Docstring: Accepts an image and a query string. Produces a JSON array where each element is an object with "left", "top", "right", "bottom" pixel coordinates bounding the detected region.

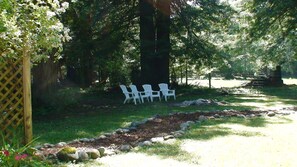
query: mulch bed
[{"left": 38, "top": 109, "right": 272, "bottom": 157}]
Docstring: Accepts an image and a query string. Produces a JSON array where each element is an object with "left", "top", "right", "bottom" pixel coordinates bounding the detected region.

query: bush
[{"left": 0, "top": 134, "right": 51, "bottom": 167}]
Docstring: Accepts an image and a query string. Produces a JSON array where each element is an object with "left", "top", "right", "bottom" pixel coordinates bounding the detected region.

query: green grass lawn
[{"left": 32, "top": 84, "right": 297, "bottom": 145}]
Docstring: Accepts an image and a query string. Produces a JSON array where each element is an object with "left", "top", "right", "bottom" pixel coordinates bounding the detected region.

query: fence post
[{"left": 23, "top": 55, "right": 33, "bottom": 144}]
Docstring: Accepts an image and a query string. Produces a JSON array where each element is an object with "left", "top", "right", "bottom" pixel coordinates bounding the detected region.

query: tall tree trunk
[
  {"left": 139, "top": 0, "right": 155, "bottom": 86},
  {"left": 139, "top": 0, "right": 171, "bottom": 88},
  {"left": 156, "top": 0, "right": 170, "bottom": 85}
]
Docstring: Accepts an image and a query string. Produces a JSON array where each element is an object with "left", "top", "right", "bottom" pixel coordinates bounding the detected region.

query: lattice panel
[{"left": 0, "top": 58, "right": 24, "bottom": 142}]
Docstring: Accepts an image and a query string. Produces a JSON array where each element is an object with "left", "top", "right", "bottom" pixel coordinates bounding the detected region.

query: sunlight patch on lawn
[
  {"left": 181, "top": 115, "right": 297, "bottom": 167},
  {"left": 236, "top": 96, "right": 270, "bottom": 101},
  {"left": 99, "top": 152, "right": 199, "bottom": 167}
]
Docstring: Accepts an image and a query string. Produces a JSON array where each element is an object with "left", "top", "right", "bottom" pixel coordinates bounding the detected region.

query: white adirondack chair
[
  {"left": 158, "top": 83, "right": 176, "bottom": 101},
  {"left": 142, "top": 84, "right": 161, "bottom": 102},
  {"left": 119, "top": 85, "right": 140, "bottom": 105},
  {"left": 130, "top": 84, "right": 150, "bottom": 103}
]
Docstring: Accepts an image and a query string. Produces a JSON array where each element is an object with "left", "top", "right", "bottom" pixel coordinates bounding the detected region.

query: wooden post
[{"left": 23, "top": 55, "right": 33, "bottom": 144}]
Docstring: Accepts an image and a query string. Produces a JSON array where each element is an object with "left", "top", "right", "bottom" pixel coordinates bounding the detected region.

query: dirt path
[{"left": 66, "top": 113, "right": 296, "bottom": 167}]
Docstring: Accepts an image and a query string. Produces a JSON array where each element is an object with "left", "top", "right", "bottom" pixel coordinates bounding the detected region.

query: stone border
[{"left": 35, "top": 108, "right": 296, "bottom": 163}]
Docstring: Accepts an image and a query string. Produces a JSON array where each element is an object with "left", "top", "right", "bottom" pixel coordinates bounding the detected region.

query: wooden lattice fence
[{"left": 0, "top": 56, "right": 32, "bottom": 144}]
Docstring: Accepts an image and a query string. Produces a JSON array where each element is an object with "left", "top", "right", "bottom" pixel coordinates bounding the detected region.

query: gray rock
[
  {"left": 237, "top": 114, "right": 246, "bottom": 118},
  {"left": 171, "top": 130, "right": 185, "bottom": 137},
  {"left": 147, "top": 117, "right": 154, "bottom": 121},
  {"left": 43, "top": 143, "right": 55, "bottom": 148},
  {"left": 128, "top": 127, "right": 137, "bottom": 132},
  {"left": 267, "top": 111, "right": 276, "bottom": 117},
  {"left": 138, "top": 140, "right": 153, "bottom": 147},
  {"left": 104, "top": 133, "right": 114, "bottom": 137},
  {"left": 119, "top": 144, "right": 132, "bottom": 152},
  {"left": 116, "top": 128, "right": 124, "bottom": 134},
  {"left": 79, "top": 138, "right": 90, "bottom": 142},
  {"left": 187, "top": 121, "right": 195, "bottom": 125},
  {"left": 78, "top": 151, "right": 89, "bottom": 161},
  {"left": 214, "top": 114, "right": 220, "bottom": 118},
  {"left": 85, "top": 148, "right": 100, "bottom": 159},
  {"left": 56, "top": 142, "right": 67, "bottom": 147},
  {"left": 34, "top": 145, "right": 43, "bottom": 150},
  {"left": 180, "top": 122, "right": 189, "bottom": 130},
  {"left": 98, "top": 135, "right": 107, "bottom": 139},
  {"left": 164, "top": 135, "right": 174, "bottom": 140},
  {"left": 198, "top": 115, "right": 207, "bottom": 121},
  {"left": 151, "top": 137, "right": 164, "bottom": 143},
  {"left": 104, "top": 149, "right": 116, "bottom": 156},
  {"left": 249, "top": 114, "right": 256, "bottom": 117}
]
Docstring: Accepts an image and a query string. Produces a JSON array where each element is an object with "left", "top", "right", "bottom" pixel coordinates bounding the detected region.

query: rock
[
  {"left": 164, "top": 135, "right": 174, "bottom": 140},
  {"left": 171, "top": 130, "right": 184, "bottom": 137},
  {"left": 249, "top": 114, "right": 256, "bottom": 117},
  {"left": 56, "top": 142, "right": 67, "bottom": 147},
  {"left": 214, "top": 114, "right": 220, "bottom": 118},
  {"left": 151, "top": 137, "right": 164, "bottom": 143},
  {"left": 78, "top": 151, "right": 89, "bottom": 161},
  {"left": 104, "top": 149, "right": 116, "bottom": 156},
  {"left": 180, "top": 122, "right": 189, "bottom": 130},
  {"left": 79, "top": 138, "right": 90, "bottom": 142},
  {"left": 119, "top": 144, "right": 132, "bottom": 152},
  {"left": 187, "top": 121, "right": 195, "bottom": 125},
  {"left": 138, "top": 141, "right": 152, "bottom": 147},
  {"left": 85, "top": 148, "right": 100, "bottom": 159},
  {"left": 267, "top": 111, "right": 276, "bottom": 117},
  {"left": 98, "top": 147, "right": 105, "bottom": 157},
  {"left": 34, "top": 145, "right": 43, "bottom": 150},
  {"left": 98, "top": 135, "right": 107, "bottom": 139},
  {"left": 153, "top": 118, "right": 162, "bottom": 123},
  {"left": 104, "top": 133, "right": 114, "bottom": 137},
  {"left": 128, "top": 127, "right": 137, "bottom": 132},
  {"left": 56, "top": 147, "right": 79, "bottom": 162},
  {"left": 237, "top": 114, "right": 246, "bottom": 118},
  {"left": 43, "top": 143, "right": 55, "bottom": 148},
  {"left": 116, "top": 128, "right": 124, "bottom": 134},
  {"left": 198, "top": 115, "right": 207, "bottom": 121}
]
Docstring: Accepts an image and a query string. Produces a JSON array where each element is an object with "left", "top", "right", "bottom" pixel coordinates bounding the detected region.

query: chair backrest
[
  {"left": 142, "top": 84, "right": 153, "bottom": 95},
  {"left": 129, "top": 85, "right": 140, "bottom": 97},
  {"left": 142, "top": 84, "right": 152, "bottom": 91},
  {"left": 120, "top": 85, "right": 129, "bottom": 94},
  {"left": 158, "top": 83, "right": 169, "bottom": 91}
]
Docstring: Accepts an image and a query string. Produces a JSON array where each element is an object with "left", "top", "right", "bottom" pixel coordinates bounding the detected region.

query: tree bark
[
  {"left": 139, "top": 0, "right": 156, "bottom": 85},
  {"left": 155, "top": 0, "right": 170, "bottom": 85}
]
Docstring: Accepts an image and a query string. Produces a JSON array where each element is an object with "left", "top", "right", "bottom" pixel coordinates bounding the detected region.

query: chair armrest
[
  {"left": 168, "top": 90, "right": 175, "bottom": 94},
  {"left": 151, "top": 91, "right": 160, "bottom": 95}
]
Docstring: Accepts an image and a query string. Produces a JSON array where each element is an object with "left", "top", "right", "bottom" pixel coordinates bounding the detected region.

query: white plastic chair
[
  {"left": 158, "top": 83, "right": 176, "bottom": 101},
  {"left": 142, "top": 84, "right": 161, "bottom": 102},
  {"left": 130, "top": 84, "right": 150, "bottom": 103},
  {"left": 119, "top": 85, "right": 140, "bottom": 105}
]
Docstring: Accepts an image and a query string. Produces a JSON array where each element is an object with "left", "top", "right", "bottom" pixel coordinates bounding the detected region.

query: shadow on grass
[
  {"left": 136, "top": 115, "right": 293, "bottom": 163},
  {"left": 180, "top": 118, "right": 266, "bottom": 141},
  {"left": 136, "top": 142, "right": 199, "bottom": 165}
]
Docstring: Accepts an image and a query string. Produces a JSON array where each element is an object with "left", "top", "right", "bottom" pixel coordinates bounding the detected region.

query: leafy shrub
[{"left": 0, "top": 134, "right": 51, "bottom": 167}]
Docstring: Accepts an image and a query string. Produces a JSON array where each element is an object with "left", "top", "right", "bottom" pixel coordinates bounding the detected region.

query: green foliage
[
  {"left": 171, "top": 0, "right": 235, "bottom": 79},
  {"left": 245, "top": 0, "right": 297, "bottom": 67},
  {"left": 0, "top": 0, "right": 70, "bottom": 62}
]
